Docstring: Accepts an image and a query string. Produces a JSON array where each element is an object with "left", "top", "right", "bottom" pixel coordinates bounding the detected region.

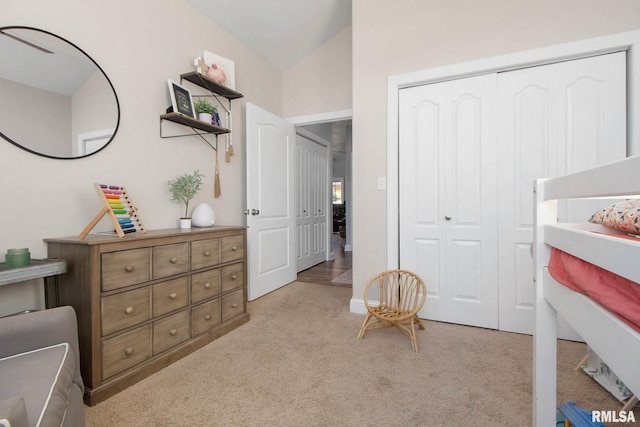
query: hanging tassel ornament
[
  {"left": 226, "top": 112, "right": 234, "bottom": 162},
  {"left": 214, "top": 147, "right": 222, "bottom": 198}
]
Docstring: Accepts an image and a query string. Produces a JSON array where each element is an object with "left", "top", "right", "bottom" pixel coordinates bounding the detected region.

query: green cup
[{"left": 5, "top": 248, "right": 31, "bottom": 268}]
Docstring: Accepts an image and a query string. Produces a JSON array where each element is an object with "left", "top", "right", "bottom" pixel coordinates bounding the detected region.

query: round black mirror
[{"left": 0, "top": 26, "right": 120, "bottom": 159}]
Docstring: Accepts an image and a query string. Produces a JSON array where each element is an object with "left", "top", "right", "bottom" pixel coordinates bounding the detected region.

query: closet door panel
[
  {"left": 415, "top": 239, "right": 444, "bottom": 321},
  {"left": 295, "top": 141, "right": 311, "bottom": 269},
  {"left": 451, "top": 95, "right": 482, "bottom": 224},
  {"left": 414, "top": 101, "right": 441, "bottom": 225},
  {"left": 399, "top": 93, "right": 446, "bottom": 321},
  {"left": 563, "top": 62, "right": 626, "bottom": 222},
  {"left": 446, "top": 91, "right": 498, "bottom": 328},
  {"left": 295, "top": 134, "right": 328, "bottom": 272},
  {"left": 312, "top": 147, "right": 327, "bottom": 258},
  {"left": 400, "top": 74, "right": 498, "bottom": 329},
  {"left": 497, "top": 52, "right": 626, "bottom": 335}
]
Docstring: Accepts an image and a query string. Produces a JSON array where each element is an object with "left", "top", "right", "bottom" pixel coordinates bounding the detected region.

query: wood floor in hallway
[{"left": 296, "top": 234, "right": 352, "bottom": 286}]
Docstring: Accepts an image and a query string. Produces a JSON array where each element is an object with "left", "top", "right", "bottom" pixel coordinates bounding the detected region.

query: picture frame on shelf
[
  {"left": 167, "top": 79, "right": 195, "bottom": 117},
  {"left": 202, "top": 50, "right": 235, "bottom": 90}
]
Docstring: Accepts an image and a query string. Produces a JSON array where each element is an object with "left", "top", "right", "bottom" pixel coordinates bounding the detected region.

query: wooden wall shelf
[
  {"left": 159, "top": 72, "right": 242, "bottom": 152},
  {"left": 180, "top": 72, "right": 244, "bottom": 100},
  {"left": 160, "top": 112, "right": 230, "bottom": 136}
]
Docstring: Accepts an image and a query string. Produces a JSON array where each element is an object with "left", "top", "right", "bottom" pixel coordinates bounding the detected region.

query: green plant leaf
[{"left": 167, "top": 169, "right": 205, "bottom": 217}]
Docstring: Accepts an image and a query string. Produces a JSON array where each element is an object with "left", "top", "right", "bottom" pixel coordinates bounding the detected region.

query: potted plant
[
  {"left": 167, "top": 169, "right": 204, "bottom": 228},
  {"left": 193, "top": 97, "right": 215, "bottom": 123}
]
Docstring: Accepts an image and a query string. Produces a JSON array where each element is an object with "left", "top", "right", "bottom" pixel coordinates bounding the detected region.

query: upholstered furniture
[
  {"left": 0, "top": 306, "right": 84, "bottom": 427},
  {"left": 45, "top": 227, "right": 249, "bottom": 405},
  {"left": 357, "top": 269, "right": 427, "bottom": 352}
]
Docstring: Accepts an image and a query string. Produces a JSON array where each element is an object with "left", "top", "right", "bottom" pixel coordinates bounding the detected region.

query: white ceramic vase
[
  {"left": 191, "top": 203, "right": 215, "bottom": 227},
  {"left": 179, "top": 218, "right": 192, "bottom": 229}
]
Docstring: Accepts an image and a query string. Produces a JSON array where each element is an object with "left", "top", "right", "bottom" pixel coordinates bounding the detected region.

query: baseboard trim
[{"left": 349, "top": 297, "right": 369, "bottom": 315}]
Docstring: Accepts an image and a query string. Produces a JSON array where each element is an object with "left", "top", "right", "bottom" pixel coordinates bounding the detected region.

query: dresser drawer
[
  {"left": 221, "top": 262, "right": 244, "bottom": 293},
  {"left": 191, "top": 298, "right": 221, "bottom": 336},
  {"left": 101, "top": 287, "right": 151, "bottom": 336},
  {"left": 102, "top": 248, "right": 151, "bottom": 292},
  {"left": 153, "top": 277, "right": 189, "bottom": 317},
  {"left": 191, "top": 269, "right": 221, "bottom": 304},
  {"left": 191, "top": 238, "right": 220, "bottom": 270},
  {"left": 221, "top": 235, "right": 244, "bottom": 263},
  {"left": 153, "top": 243, "right": 189, "bottom": 279},
  {"left": 222, "top": 289, "right": 244, "bottom": 322},
  {"left": 153, "top": 310, "right": 190, "bottom": 355},
  {"left": 102, "top": 325, "right": 151, "bottom": 379}
]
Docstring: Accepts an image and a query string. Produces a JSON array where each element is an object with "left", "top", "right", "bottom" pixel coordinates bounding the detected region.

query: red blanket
[{"left": 548, "top": 248, "right": 640, "bottom": 333}]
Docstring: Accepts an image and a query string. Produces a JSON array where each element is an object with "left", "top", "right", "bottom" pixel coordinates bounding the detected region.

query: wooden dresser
[{"left": 45, "top": 227, "right": 249, "bottom": 405}]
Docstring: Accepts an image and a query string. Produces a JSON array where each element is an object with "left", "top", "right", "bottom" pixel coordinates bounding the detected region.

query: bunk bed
[{"left": 533, "top": 155, "right": 640, "bottom": 426}]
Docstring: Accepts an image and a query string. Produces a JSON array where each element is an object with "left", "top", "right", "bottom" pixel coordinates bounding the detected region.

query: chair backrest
[{"left": 365, "top": 269, "right": 426, "bottom": 318}]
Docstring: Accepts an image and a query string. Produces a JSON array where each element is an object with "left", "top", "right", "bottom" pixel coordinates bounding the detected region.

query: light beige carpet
[{"left": 85, "top": 281, "right": 635, "bottom": 426}]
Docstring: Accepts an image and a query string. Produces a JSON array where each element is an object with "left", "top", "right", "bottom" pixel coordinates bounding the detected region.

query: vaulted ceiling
[
  {"left": 188, "top": 0, "right": 352, "bottom": 71},
  {"left": 189, "top": 0, "right": 352, "bottom": 153}
]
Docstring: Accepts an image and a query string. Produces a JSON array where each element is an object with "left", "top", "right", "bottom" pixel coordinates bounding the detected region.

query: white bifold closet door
[
  {"left": 399, "top": 74, "right": 499, "bottom": 329},
  {"left": 399, "top": 52, "right": 626, "bottom": 332},
  {"left": 296, "top": 133, "right": 328, "bottom": 272},
  {"left": 497, "top": 52, "right": 626, "bottom": 335}
]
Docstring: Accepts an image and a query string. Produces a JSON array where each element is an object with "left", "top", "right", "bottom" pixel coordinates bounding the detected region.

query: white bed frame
[{"left": 534, "top": 155, "right": 640, "bottom": 426}]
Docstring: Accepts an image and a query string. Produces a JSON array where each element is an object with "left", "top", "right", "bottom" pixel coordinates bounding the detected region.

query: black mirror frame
[{"left": 0, "top": 26, "right": 120, "bottom": 160}]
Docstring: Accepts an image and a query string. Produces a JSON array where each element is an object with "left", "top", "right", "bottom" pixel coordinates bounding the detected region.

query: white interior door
[
  {"left": 497, "top": 52, "right": 626, "bottom": 335},
  {"left": 246, "top": 103, "right": 296, "bottom": 300},
  {"left": 399, "top": 74, "right": 499, "bottom": 329},
  {"left": 296, "top": 133, "right": 328, "bottom": 272},
  {"left": 296, "top": 138, "right": 311, "bottom": 270}
]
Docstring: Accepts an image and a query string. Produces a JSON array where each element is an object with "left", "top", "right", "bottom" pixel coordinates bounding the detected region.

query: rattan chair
[{"left": 357, "top": 269, "right": 427, "bottom": 352}]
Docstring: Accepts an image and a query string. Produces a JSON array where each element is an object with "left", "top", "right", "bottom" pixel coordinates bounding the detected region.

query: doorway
[{"left": 295, "top": 118, "right": 353, "bottom": 285}]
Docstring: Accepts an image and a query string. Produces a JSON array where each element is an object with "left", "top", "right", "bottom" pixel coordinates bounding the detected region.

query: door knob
[
  {"left": 251, "top": 209, "right": 260, "bottom": 215},
  {"left": 445, "top": 215, "right": 452, "bottom": 221}
]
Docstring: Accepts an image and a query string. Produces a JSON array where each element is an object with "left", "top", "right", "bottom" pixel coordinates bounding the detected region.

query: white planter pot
[
  {"left": 179, "top": 218, "right": 192, "bottom": 229},
  {"left": 198, "top": 113, "right": 213, "bottom": 123}
]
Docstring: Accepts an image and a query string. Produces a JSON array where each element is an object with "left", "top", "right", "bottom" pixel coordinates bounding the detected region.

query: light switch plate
[{"left": 377, "top": 177, "right": 386, "bottom": 190}]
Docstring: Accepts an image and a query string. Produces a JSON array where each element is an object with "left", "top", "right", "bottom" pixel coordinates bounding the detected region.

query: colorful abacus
[{"left": 79, "top": 183, "right": 146, "bottom": 239}]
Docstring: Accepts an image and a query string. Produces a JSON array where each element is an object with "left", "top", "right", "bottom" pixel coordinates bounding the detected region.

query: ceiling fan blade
[{"left": 0, "top": 30, "right": 53, "bottom": 54}]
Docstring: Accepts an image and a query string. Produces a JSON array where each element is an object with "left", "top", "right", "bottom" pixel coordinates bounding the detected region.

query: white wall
[
  {"left": 351, "top": 0, "right": 640, "bottom": 302},
  {"left": 283, "top": 26, "right": 352, "bottom": 118},
  {"left": 0, "top": 77, "right": 70, "bottom": 156},
  {"left": 0, "top": 0, "right": 283, "bottom": 316},
  {"left": 72, "top": 70, "right": 118, "bottom": 151}
]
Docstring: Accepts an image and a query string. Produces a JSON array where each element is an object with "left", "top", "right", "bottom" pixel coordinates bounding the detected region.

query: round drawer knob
[
  {"left": 231, "top": 303, "right": 238, "bottom": 308},
  {"left": 204, "top": 314, "right": 211, "bottom": 321},
  {"left": 169, "top": 329, "right": 177, "bottom": 336},
  {"left": 124, "top": 347, "right": 134, "bottom": 356},
  {"left": 231, "top": 246, "right": 237, "bottom": 251},
  {"left": 125, "top": 265, "right": 134, "bottom": 272},
  {"left": 170, "top": 257, "right": 177, "bottom": 264},
  {"left": 204, "top": 282, "right": 211, "bottom": 289},
  {"left": 231, "top": 274, "right": 237, "bottom": 280},
  {"left": 204, "top": 251, "right": 211, "bottom": 257},
  {"left": 124, "top": 306, "right": 134, "bottom": 315},
  {"left": 169, "top": 293, "right": 177, "bottom": 300}
]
